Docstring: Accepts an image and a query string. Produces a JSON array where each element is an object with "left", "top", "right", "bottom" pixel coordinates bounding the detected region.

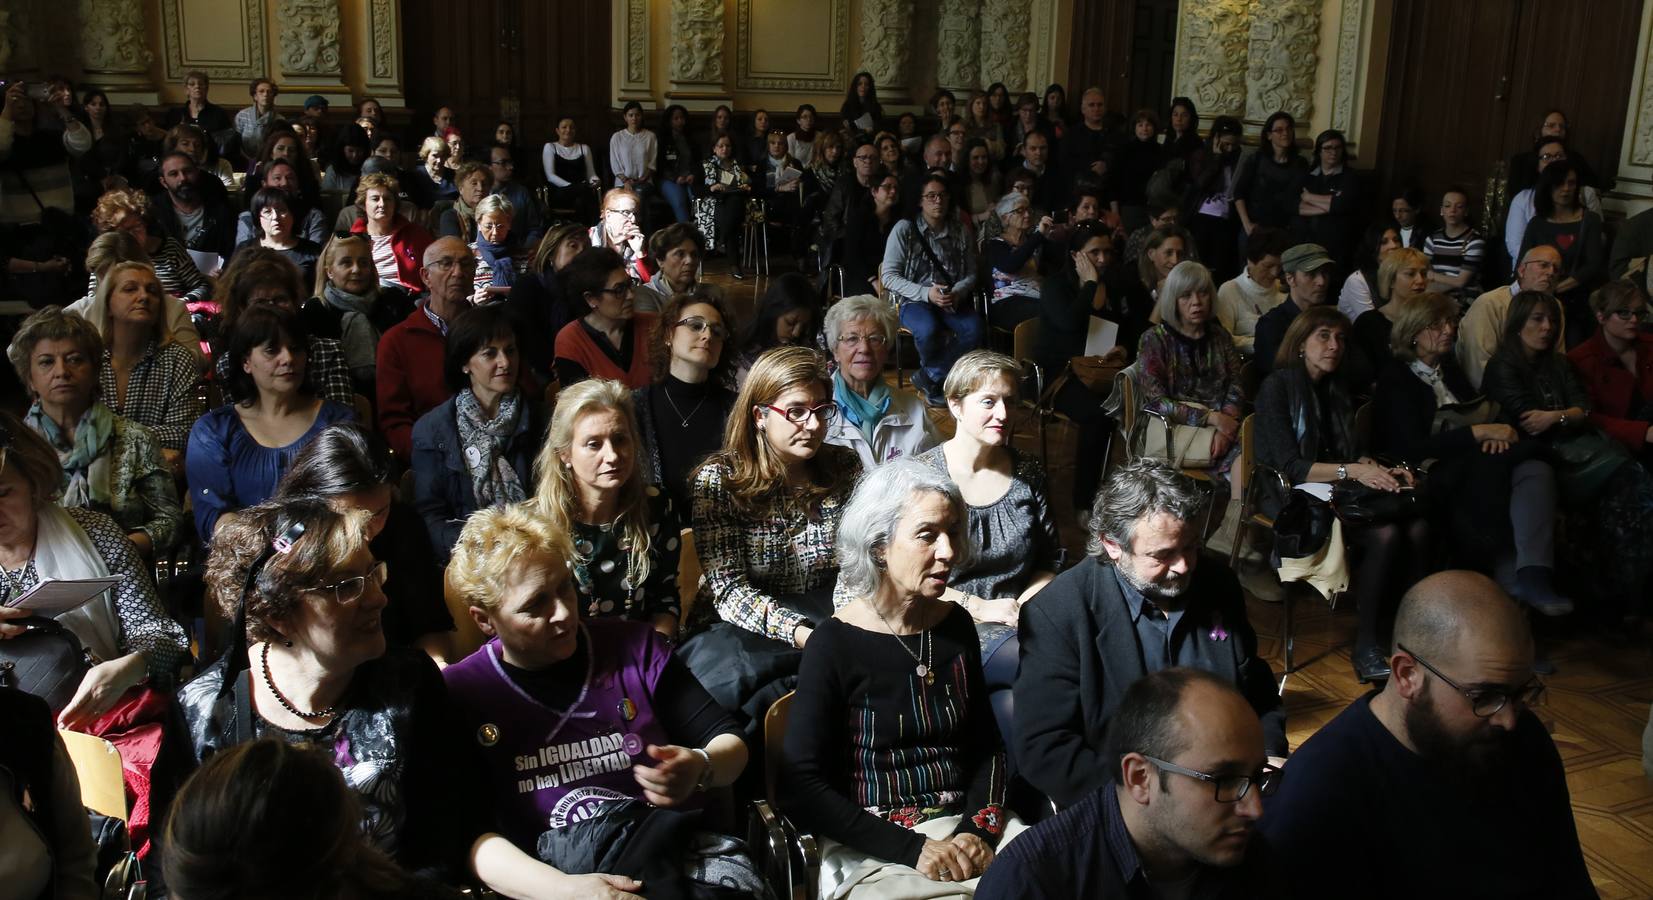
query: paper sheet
[
  {"left": 187, "top": 250, "right": 222, "bottom": 277},
  {"left": 6, "top": 576, "right": 124, "bottom": 615},
  {"left": 1084, "top": 317, "right": 1120, "bottom": 357}
]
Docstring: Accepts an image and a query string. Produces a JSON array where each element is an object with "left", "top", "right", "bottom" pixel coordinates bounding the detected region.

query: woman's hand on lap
[
  {"left": 632, "top": 744, "right": 705, "bottom": 807},
  {"left": 916, "top": 838, "right": 976, "bottom": 882},
  {"left": 948, "top": 833, "right": 995, "bottom": 878},
  {"left": 58, "top": 653, "right": 147, "bottom": 731}
]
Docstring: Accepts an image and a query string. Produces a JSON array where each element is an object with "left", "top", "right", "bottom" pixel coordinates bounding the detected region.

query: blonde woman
[
  {"left": 533, "top": 378, "right": 681, "bottom": 638},
  {"left": 1352, "top": 246, "right": 1430, "bottom": 379}
]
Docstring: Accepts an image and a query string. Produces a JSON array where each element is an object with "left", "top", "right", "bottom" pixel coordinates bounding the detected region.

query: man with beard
[
  {"left": 1260, "top": 570, "right": 1594, "bottom": 899},
  {"left": 1014, "top": 459, "right": 1284, "bottom": 808},
  {"left": 1251, "top": 242, "right": 1335, "bottom": 371},
  {"left": 149, "top": 151, "right": 237, "bottom": 263},
  {"left": 978, "top": 668, "right": 1280, "bottom": 898}
]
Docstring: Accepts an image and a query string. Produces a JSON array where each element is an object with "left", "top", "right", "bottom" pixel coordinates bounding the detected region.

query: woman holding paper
[{"left": 0, "top": 411, "right": 189, "bottom": 727}]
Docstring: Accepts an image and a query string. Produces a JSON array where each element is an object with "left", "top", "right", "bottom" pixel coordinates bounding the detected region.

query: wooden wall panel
[{"left": 1066, "top": 0, "right": 1136, "bottom": 114}]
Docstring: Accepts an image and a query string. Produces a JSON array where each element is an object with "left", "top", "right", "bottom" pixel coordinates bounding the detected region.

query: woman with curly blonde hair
[{"left": 89, "top": 187, "right": 212, "bottom": 306}]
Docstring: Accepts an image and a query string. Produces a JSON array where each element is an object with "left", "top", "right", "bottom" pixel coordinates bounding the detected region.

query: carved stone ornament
[
  {"left": 980, "top": 0, "right": 1030, "bottom": 91},
  {"left": 279, "top": 0, "right": 343, "bottom": 76},
  {"left": 670, "top": 0, "right": 725, "bottom": 84},
  {"left": 936, "top": 0, "right": 980, "bottom": 91},
  {"left": 1331, "top": 0, "right": 1365, "bottom": 132},
  {"left": 369, "top": 0, "right": 394, "bottom": 80},
  {"left": 1176, "top": 0, "right": 1250, "bottom": 118},
  {"left": 1630, "top": 10, "right": 1653, "bottom": 167},
  {"left": 3, "top": 3, "right": 36, "bottom": 73},
  {"left": 626, "top": 0, "right": 648, "bottom": 84},
  {"left": 79, "top": 0, "right": 153, "bottom": 74},
  {"left": 858, "top": 0, "right": 914, "bottom": 89},
  {"left": 1246, "top": 0, "right": 1320, "bottom": 123}
]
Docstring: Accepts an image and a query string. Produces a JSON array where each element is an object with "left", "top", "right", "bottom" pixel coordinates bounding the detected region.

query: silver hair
[
  {"left": 1086, "top": 458, "right": 1209, "bottom": 557},
  {"left": 994, "top": 191, "right": 1029, "bottom": 219},
  {"left": 837, "top": 458, "right": 975, "bottom": 599},
  {"left": 823, "top": 294, "right": 898, "bottom": 348},
  {"left": 1155, "top": 260, "right": 1216, "bottom": 333},
  {"left": 475, "top": 193, "right": 514, "bottom": 220}
]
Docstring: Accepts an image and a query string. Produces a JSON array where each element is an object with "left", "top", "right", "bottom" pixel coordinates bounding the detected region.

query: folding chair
[
  {"left": 749, "top": 691, "right": 821, "bottom": 900},
  {"left": 60, "top": 730, "right": 146, "bottom": 900}
]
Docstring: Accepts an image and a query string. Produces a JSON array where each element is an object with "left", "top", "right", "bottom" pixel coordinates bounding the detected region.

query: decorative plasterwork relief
[
  {"left": 736, "top": 0, "right": 850, "bottom": 92},
  {"left": 670, "top": 0, "right": 724, "bottom": 84},
  {"left": 1331, "top": 0, "right": 1366, "bottom": 132},
  {"left": 936, "top": 0, "right": 981, "bottom": 91},
  {"left": 369, "top": 0, "right": 395, "bottom": 80},
  {"left": 1245, "top": 0, "right": 1320, "bottom": 122},
  {"left": 858, "top": 0, "right": 914, "bottom": 90},
  {"left": 279, "top": 0, "right": 343, "bottom": 76},
  {"left": 1175, "top": 0, "right": 1250, "bottom": 118},
  {"left": 980, "top": 0, "right": 1030, "bottom": 91}
]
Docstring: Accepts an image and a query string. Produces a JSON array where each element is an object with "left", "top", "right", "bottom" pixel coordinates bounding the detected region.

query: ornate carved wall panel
[
  {"left": 1245, "top": 0, "right": 1321, "bottom": 122},
  {"left": 79, "top": 0, "right": 153, "bottom": 76},
  {"left": 669, "top": 0, "right": 725, "bottom": 86},
  {"left": 858, "top": 0, "right": 914, "bottom": 92},
  {"left": 612, "top": 0, "right": 651, "bottom": 102},
  {"left": 159, "top": 0, "right": 269, "bottom": 81},
  {"left": 1331, "top": 0, "right": 1367, "bottom": 132},
  {"left": 1174, "top": 0, "right": 1250, "bottom": 118},
  {"left": 2, "top": 0, "right": 42, "bottom": 73},
  {"left": 736, "top": 0, "right": 849, "bottom": 92},
  {"left": 935, "top": 0, "right": 981, "bottom": 92},
  {"left": 980, "top": 0, "right": 1031, "bottom": 90},
  {"left": 278, "top": 0, "right": 343, "bottom": 77}
]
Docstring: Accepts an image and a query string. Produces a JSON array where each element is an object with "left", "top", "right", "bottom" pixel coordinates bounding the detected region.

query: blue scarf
[
  {"left": 833, "top": 371, "right": 891, "bottom": 442},
  {"left": 476, "top": 238, "right": 516, "bottom": 288}
]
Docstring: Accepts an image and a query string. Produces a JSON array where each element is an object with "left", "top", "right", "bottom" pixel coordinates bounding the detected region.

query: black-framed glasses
[
  {"left": 675, "top": 316, "right": 729, "bottom": 339},
  {"left": 1140, "top": 755, "right": 1280, "bottom": 803},
  {"left": 1610, "top": 306, "right": 1651, "bottom": 322},
  {"left": 1395, "top": 643, "right": 1545, "bottom": 718},
  {"left": 762, "top": 401, "right": 838, "bottom": 425},
  {"left": 305, "top": 560, "right": 389, "bottom": 605},
  {"left": 594, "top": 282, "right": 634, "bottom": 297}
]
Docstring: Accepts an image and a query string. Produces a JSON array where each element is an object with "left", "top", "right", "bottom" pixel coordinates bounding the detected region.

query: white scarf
[{"left": 32, "top": 505, "right": 120, "bottom": 662}]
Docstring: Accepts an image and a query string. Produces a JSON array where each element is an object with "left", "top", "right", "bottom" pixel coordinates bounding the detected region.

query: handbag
[
  {"left": 1432, "top": 398, "right": 1499, "bottom": 434},
  {"left": 1549, "top": 426, "right": 1633, "bottom": 499},
  {"left": 0, "top": 615, "right": 94, "bottom": 712},
  {"left": 1138, "top": 401, "right": 1221, "bottom": 468},
  {"left": 1273, "top": 488, "right": 1335, "bottom": 559},
  {"left": 1331, "top": 473, "right": 1428, "bottom": 526}
]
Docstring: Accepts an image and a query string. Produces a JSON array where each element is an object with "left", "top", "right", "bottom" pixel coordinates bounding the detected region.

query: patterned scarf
[
  {"left": 833, "top": 371, "right": 891, "bottom": 443},
  {"left": 26, "top": 401, "right": 115, "bottom": 508},
  {"left": 476, "top": 236, "right": 516, "bottom": 287},
  {"left": 455, "top": 388, "right": 526, "bottom": 508}
]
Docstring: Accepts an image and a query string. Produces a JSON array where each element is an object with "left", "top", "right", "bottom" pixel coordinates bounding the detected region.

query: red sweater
[
  {"left": 1568, "top": 329, "right": 1653, "bottom": 451},
  {"left": 553, "top": 313, "right": 659, "bottom": 389},
  {"left": 352, "top": 216, "right": 435, "bottom": 293},
  {"left": 376, "top": 307, "right": 454, "bottom": 457}
]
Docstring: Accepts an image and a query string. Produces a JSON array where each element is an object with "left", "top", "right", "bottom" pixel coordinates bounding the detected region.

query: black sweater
[{"left": 781, "top": 604, "right": 1007, "bottom": 868}]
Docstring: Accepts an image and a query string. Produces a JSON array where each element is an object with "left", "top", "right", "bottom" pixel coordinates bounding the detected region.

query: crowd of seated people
[{"left": 0, "top": 63, "right": 1644, "bottom": 900}]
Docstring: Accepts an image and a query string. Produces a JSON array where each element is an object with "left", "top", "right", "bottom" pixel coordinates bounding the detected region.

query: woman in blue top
[
  {"left": 186, "top": 305, "right": 354, "bottom": 538},
  {"left": 411, "top": 304, "right": 541, "bottom": 563}
]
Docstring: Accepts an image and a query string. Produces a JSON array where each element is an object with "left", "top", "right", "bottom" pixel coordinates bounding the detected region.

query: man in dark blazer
[{"left": 1014, "top": 459, "right": 1286, "bottom": 808}]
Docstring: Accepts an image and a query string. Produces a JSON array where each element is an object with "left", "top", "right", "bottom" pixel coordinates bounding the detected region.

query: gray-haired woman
[
  {"left": 1135, "top": 259, "right": 1245, "bottom": 483},
  {"left": 983, "top": 191, "right": 1056, "bottom": 332},
  {"left": 822, "top": 294, "right": 939, "bottom": 468},
  {"left": 783, "top": 459, "right": 1020, "bottom": 895},
  {"left": 469, "top": 193, "right": 516, "bottom": 305}
]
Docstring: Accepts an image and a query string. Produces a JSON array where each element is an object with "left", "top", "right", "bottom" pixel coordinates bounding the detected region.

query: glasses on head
[
  {"left": 428, "top": 256, "right": 477, "bottom": 272},
  {"left": 306, "top": 560, "right": 389, "bottom": 605},
  {"left": 836, "top": 333, "right": 889, "bottom": 348},
  {"left": 1139, "top": 755, "right": 1281, "bottom": 803},
  {"left": 675, "top": 316, "right": 729, "bottom": 339},
  {"left": 1395, "top": 643, "right": 1546, "bottom": 718},
  {"left": 762, "top": 401, "right": 838, "bottom": 425},
  {"left": 1610, "top": 306, "right": 1651, "bottom": 322}
]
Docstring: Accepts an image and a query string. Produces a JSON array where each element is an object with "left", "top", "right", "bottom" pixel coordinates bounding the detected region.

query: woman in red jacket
[
  {"left": 351, "top": 171, "right": 434, "bottom": 293},
  {"left": 1567, "top": 280, "right": 1653, "bottom": 454}
]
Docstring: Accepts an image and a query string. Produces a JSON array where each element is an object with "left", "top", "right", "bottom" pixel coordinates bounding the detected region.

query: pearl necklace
[{"left": 260, "top": 642, "right": 338, "bottom": 720}]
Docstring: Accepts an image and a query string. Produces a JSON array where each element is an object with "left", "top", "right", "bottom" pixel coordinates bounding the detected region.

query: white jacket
[{"left": 824, "top": 388, "right": 940, "bottom": 468}]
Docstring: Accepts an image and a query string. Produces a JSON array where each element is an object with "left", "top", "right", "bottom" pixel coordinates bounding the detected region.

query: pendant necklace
[
  {"left": 872, "top": 601, "right": 934, "bottom": 686},
  {"left": 661, "top": 382, "right": 707, "bottom": 428}
]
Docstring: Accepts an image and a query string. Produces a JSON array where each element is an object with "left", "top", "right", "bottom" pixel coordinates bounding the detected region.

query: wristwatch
[{"left": 1337, "top": 464, "right": 1349, "bottom": 481}]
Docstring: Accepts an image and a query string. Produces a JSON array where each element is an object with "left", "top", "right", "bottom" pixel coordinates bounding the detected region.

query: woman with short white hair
[
  {"left": 984, "top": 192, "right": 1054, "bottom": 333},
  {"left": 822, "top": 294, "right": 939, "bottom": 468},
  {"left": 784, "top": 459, "right": 1019, "bottom": 895},
  {"left": 1136, "top": 259, "right": 1245, "bottom": 483},
  {"left": 468, "top": 193, "right": 516, "bottom": 304}
]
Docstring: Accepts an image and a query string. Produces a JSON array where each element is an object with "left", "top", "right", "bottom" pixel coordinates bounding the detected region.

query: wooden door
[
  {"left": 1127, "top": 0, "right": 1180, "bottom": 115},
  {"left": 1067, "top": 0, "right": 1138, "bottom": 116}
]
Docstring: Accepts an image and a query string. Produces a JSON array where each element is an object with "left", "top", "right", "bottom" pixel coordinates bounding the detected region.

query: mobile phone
[{"left": 1053, "top": 209, "right": 1070, "bottom": 225}]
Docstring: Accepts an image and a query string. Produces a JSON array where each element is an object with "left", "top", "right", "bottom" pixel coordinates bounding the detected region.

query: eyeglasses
[
  {"left": 921, "top": 191, "right": 948, "bottom": 201},
  {"left": 835, "top": 333, "right": 889, "bottom": 348},
  {"left": 1610, "top": 307, "right": 1651, "bottom": 322},
  {"left": 1395, "top": 643, "right": 1546, "bottom": 718},
  {"left": 854, "top": 153, "right": 877, "bottom": 163},
  {"left": 762, "top": 401, "right": 838, "bottom": 424},
  {"left": 675, "top": 316, "right": 729, "bottom": 339},
  {"left": 1139, "top": 755, "right": 1281, "bottom": 803},
  {"left": 605, "top": 207, "right": 637, "bottom": 218},
  {"left": 1538, "top": 152, "right": 1567, "bottom": 163},
  {"left": 595, "top": 283, "right": 634, "bottom": 297},
  {"left": 305, "top": 560, "right": 389, "bottom": 605},
  {"left": 427, "top": 256, "right": 477, "bottom": 272}
]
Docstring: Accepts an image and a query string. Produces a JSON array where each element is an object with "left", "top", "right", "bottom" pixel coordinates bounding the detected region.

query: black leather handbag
[
  {"left": 0, "top": 615, "right": 93, "bottom": 712},
  {"left": 1331, "top": 474, "right": 1428, "bottom": 526}
]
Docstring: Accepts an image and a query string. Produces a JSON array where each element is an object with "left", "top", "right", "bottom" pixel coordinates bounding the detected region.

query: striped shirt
[
  {"left": 1424, "top": 226, "right": 1485, "bottom": 301},
  {"left": 87, "top": 237, "right": 212, "bottom": 304}
]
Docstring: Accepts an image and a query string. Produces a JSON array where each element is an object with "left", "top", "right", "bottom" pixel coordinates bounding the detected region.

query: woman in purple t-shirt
[{"left": 443, "top": 503, "right": 766, "bottom": 898}]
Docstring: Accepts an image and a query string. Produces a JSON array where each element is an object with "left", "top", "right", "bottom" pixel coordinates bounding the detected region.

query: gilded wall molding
[
  {"left": 1245, "top": 0, "right": 1320, "bottom": 123},
  {"left": 1331, "top": 0, "right": 1367, "bottom": 132},
  {"left": 858, "top": 0, "right": 914, "bottom": 91},
  {"left": 278, "top": 0, "right": 343, "bottom": 76},
  {"left": 160, "top": 0, "right": 268, "bottom": 81},
  {"left": 936, "top": 0, "right": 981, "bottom": 92},
  {"left": 735, "top": 0, "right": 849, "bottom": 92},
  {"left": 1175, "top": 0, "right": 1250, "bottom": 118},
  {"left": 669, "top": 0, "right": 724, "bottom": 85},
  {"left": 980, "top": 0, "right": 1031, "bottom": 91}
]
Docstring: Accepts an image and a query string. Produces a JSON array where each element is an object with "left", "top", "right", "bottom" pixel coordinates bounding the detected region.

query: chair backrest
[
  {"left": 1012, "top": 317, "right": 1040, "bottom": 363},
  {"left": 58, "top": 730, "right": 126, "bottom": 821},
  {"left": 763, "top": 691, "right": 795, "bottom": 804},
  {"left": 1353, "top": 401, "right": 1375, "bottom": 455},
  {"left": 350, "top": 393, "right": 373, "bottom": 429},
  {"left": 1235, "top": 413, "right": 1255, "bottom": 502},
  {"left": 677, "top": 527, "right": 701, "bottom": 626},
  {"left": 442, "top": 566, "right": 489, "bottom": 660},
  {"left": 1238, "top": 359, "right": 1263, "bottom": 408}
]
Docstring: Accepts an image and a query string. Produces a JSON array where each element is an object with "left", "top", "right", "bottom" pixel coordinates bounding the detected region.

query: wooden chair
[
  {"left": 1353, "top": 400, "right": 1375, "bottom": 453},
  {"left": 1238, "top": 359, "right": 1264, "bottom": 410},
  {"left": 351, "top": 393, "right": 374, "bottom": 429},
  {"left": 749, "top": 691, "right": 820, "bottom": 900},
  {"left": 59, "top": 730, "right": 126, "bottom": 821},
  {"left": 677, "top": 527, "right": 701, "bottom": 628}
]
